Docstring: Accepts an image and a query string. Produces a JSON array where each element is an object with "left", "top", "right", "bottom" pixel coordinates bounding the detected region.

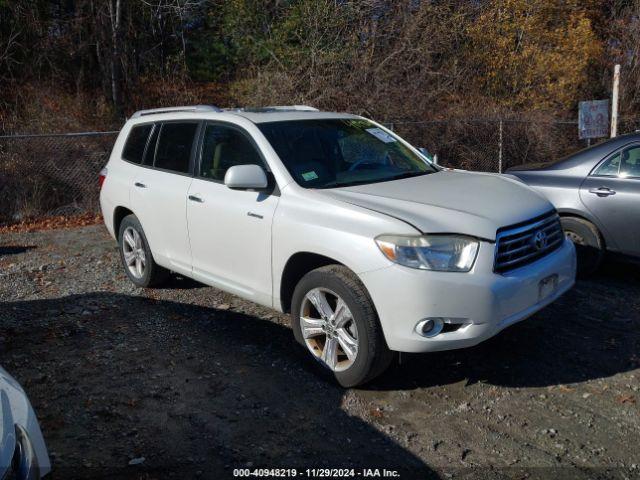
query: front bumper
[{"left": 359, "top": 238, "right": 576, "bottom": 353}]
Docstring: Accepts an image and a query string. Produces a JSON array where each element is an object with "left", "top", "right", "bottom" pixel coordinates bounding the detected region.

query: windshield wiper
[
  {"left": 319, "top": 178, "right": 378, "bottom": 189},
  {"left": 387, "top": 171, "right": 431, "bottom": 181},
  {"left": 318, "top": 171, "right": 430, "bottom": 189}
]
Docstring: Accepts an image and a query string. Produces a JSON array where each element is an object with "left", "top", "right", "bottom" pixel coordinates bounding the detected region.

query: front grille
[{"left": 494, "top": 211, "right": 564, "bottom": 273}]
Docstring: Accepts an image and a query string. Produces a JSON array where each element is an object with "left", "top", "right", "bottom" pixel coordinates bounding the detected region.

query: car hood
[{"left": 321, "top": 170, "right": 553, "bottom": 240}]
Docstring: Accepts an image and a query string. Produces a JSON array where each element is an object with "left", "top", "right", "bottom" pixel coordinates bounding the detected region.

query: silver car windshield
[{"left": 258, "top": 119, "right": 437, "bottom": 189}]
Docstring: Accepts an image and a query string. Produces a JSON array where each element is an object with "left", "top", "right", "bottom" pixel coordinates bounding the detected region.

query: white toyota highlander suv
[{"left": 100, "top": 105, "right": 576, "bottom": 386}]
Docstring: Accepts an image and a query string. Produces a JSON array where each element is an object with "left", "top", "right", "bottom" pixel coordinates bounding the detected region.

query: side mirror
[{"left": 224, "top": 164, "right": 268, "bottom": 190}]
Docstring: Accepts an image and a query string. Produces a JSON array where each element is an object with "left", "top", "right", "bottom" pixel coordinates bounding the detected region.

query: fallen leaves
[
  {"left": 616, "top": 395, "right": 636, "bottom": 405},
  {"left": 556, "top": 385, "right": 574, "bottom": 393},
  {"left": 0, "top": 213, "right": 103, "bottom": 233},
  {"left": 370, "top": 407, "right": 384, "bottom": 418}
]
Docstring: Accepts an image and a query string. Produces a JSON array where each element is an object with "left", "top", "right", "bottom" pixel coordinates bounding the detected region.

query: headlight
[{"left": 375, "top": 234, "right": 479, "bottom": 272}]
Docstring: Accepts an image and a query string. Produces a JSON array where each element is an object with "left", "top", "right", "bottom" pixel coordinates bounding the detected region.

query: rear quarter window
[{"left": 122, "top": 124, "right": 153, "bottom": 164}]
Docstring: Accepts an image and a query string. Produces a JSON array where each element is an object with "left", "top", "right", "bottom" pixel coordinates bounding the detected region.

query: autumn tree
[
  {"left": 466, "top": 0, "right": 604, "bottom": 110},
  {"left": 607, "top": 0, "right": 640, "bottom": 118}
]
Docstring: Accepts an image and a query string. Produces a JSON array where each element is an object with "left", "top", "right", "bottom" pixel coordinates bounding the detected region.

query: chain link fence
[
  {"left": 0, "top": 132, "right": 117, "bottom": 224},
  {"left": 1, "top": 118, "right": 639, "bottom": 225},
  {"left": 388, "top": 117, "right": 640, "bottom": 172}
]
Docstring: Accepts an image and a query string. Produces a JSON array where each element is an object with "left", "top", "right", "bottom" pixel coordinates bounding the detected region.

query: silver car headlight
[
  {"left": 375, "top": 234, "right": 479, "bottom": 272},
  {"left": 14, "top": 424, "right": 40, "bottom": 480}
]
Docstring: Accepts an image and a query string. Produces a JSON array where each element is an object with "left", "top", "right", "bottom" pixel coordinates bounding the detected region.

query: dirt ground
[{"left": 1, "top": 225, "right": 639, "bottom": 480}]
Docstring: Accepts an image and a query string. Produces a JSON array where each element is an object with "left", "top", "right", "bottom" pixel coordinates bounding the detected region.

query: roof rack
[
  {"left": 233, "top": 105, "right": 319, "bottom": 113},
  {"left": 130, "top": 105, "right": 222, "bottom": 118}
]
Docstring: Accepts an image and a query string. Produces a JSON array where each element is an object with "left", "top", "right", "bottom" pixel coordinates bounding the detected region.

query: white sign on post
[{"left": 578, "top": 100, "right": 609, "bottom": 139}]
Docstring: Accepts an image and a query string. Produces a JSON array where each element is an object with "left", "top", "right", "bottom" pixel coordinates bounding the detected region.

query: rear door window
[
  {"left": 154, "top": 122, "right": 199, "bottom": 174},
  {"left": 620, "top": 145, "right": 640, "bottom": 178},
  {"left": 122, "top": 124, "right": 153, "bottom": 164}
]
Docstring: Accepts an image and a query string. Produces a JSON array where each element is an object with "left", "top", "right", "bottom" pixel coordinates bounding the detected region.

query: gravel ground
[{"left": 1, "top": 225, "right": 639, "bottom": 479}]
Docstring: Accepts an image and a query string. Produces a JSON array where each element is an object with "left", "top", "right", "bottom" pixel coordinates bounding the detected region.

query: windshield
[{"left": 258, "top": 119, "right": 437, "bottom": 189}]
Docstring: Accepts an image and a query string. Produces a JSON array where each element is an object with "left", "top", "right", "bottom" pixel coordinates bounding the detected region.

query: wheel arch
[
  {"left": 113, "top": 206, "right": 134, "bottom": 238},
  {"left": 557, "top": 210, "right": 607, "bottom": 249},
  {"left": 279, "top": 252, "right": 347, "bottom": 313}
]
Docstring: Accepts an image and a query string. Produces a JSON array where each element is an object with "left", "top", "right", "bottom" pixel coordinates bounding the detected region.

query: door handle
[
  {"left": 134, "top": 182, "right": 147, "bottom": 188},
  {"left": 188, "top": 194, "right": 204, "bottom": 203},
  {"left": 588, "top": 187, "right": 616, "bottom": 197}
]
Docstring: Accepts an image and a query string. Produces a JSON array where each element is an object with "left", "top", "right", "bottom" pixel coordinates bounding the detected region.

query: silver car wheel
[
  {"left": 565, "top": 230, "right": 585, "bottom": 245},
  {"left": 122, "top": 226, "right": 146, "bottom": 279},
  {"left": 300, "top": 288, "right": 358, "bottom": 372}
]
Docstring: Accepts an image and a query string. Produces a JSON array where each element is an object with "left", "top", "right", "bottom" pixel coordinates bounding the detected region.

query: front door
[
  {"left": 186, "top": 122, "right": 279, "bottom": 306},
  {"left": 579, "top": 144, "right": 640, "bottom": 256}
]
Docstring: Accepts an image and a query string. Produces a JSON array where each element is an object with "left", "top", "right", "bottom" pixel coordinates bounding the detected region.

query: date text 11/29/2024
[{"left": 233, "top": 468, "right": 401, "bottom": 478}]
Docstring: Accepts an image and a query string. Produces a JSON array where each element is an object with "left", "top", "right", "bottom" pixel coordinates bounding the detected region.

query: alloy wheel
[
  {"left": 299, "top": 288, "right": 359, "bottom": 372},
  {"left": 122, "top": 226, "right": 146, "bottom": 279}
]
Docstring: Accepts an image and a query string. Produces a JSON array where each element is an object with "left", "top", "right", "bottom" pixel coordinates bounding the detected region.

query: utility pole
[{"left": 611, "top": 64, "right": 620, "bottom": 138}]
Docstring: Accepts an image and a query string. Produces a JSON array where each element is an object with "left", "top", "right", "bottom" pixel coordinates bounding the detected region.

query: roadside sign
[{"left": 579, "top": 100, "right": 609, "bottom": 139}]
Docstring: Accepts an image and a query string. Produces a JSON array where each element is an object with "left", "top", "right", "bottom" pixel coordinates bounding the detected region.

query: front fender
[{"left": 272, "top": 187, "right": 417, "bottom": 309}]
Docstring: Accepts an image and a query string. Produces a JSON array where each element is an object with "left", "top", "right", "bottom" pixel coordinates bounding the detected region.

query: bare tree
[
  {"left": 108, "top": 0, "right": 123, "bottom": 115},
  {"left": 0, "top": 27, "right": 20, "bottom": 83}
]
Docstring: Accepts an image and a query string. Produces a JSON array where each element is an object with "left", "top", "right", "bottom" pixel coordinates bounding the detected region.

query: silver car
[
  {"left": 1, "top": 366, "right": 51, "bottom": 479},
  {"left": 507, "top": 132, "right": 640, "bottom": 273}
]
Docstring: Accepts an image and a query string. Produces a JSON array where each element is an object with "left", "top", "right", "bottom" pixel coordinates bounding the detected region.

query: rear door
[
  {"left": 130, "top": 121, "right": 200, "bottom": 274},
  {"left": 579, "top": 144, "right": 640, "bottom": 256},
  {"left": 186, "top": 122, "right": 279, "bottom": 306}
]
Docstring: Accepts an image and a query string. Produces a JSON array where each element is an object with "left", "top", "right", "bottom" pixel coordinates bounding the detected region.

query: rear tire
[
  {"left": 118, "top": 214, "right": 169, "bottom": 287},
  {"left": 291, "top": 265, "right": 394, "bottom": 387},
  {"left": 560, "top": 216, "right": 604, "bottom": 276}
]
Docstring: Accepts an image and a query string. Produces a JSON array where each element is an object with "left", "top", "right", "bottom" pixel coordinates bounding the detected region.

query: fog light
[{"left": 415, "top": 318, "right": 444, "bottom": 338}]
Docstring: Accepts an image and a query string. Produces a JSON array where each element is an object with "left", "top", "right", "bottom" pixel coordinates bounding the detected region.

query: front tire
[
  {"left": 291, "top": 265, "right": 393, "bottom": 387},
  {"left": 118, "top": 214, "right": 169, "bottom": 287},
  {"left": 561, "top": 216, "right": 604, "bottom": 276}
]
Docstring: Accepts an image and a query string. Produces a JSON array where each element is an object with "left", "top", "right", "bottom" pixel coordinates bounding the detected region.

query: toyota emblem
[{"left": 532, "top": 230, "right": 548, "bottom": 251}]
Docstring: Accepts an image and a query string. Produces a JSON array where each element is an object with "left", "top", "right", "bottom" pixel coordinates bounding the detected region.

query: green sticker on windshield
[{"left": 301, "top": 171, "right": 319, "bottom": 181}]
